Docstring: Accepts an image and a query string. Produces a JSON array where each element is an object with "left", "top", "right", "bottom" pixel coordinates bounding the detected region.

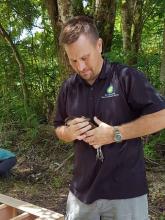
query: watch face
[
  {"left": 114, "top": 127, "right": 122, "bottom": 143},
  {"left": 115, "top": 133, "right": 122, "bottom": 143}
]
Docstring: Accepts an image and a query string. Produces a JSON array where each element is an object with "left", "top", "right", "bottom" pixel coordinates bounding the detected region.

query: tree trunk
[
  {"left": 44, "top": 0, "right": 61, "bottom": 57},
  {"left": 130, "top": 0, "right": 143, "bottom": 65},
  {"left": 94, "top": 0, "right": 116, "bottom": 52},
  {"left": 57, "top": 0, "right": 73, "bottom": 23},
  {"left": 0, "top": 23, "right": 29, "bottom": 113},
  {"left": 121, "top": 1, "right": 132, "bottom": 54},
  {"left": 45, "top": 0, "right": 73, "bottom": 73},
  {"left": 44, "top": 0, "right": 74, "bottom": 123},
  {"left": 160, "top": 20, "right": 165, "bottom": 95},
  {"left": 121, "top": 0, "right": 143, "bottom": 65}
]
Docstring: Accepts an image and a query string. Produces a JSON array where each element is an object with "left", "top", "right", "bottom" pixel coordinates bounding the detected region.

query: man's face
[{"left": 64, "top": 34, "right": 103, "bottom": 84}]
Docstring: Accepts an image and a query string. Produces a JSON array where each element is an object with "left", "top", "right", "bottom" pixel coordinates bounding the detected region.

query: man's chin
[
  {"left": 82, "top": 76, "right": 93, "bottom": 82},
  {"left": 81, "top": 72, "right": 93, "bottom": 79}
]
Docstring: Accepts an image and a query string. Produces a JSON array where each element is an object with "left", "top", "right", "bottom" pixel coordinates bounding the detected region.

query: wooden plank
[
  {"left": 10, "top": 212, "right": 36, "bottom": 220},
  {"left": 35, "top": 217, "right": 64, "bottom": 220},
  {"left": 0, "top": 194, "right": 64, "bottom": 220},
  {"left": 0, "top": 204, "right": 17, "bottom": 219}
]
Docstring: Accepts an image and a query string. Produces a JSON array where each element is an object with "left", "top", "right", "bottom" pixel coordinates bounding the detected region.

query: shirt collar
[{"left": 98, "top": 59, "right": 109, "bottom": 80}]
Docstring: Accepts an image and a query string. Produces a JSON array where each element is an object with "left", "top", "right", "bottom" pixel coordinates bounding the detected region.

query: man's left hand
[{"left": 83, "top": 116, "right": 114, "bottom": 149}]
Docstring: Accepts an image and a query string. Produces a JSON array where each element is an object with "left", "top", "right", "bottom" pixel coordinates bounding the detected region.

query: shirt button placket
[{"left": 88, "top": 86, "right": 95, "bottom": 117}]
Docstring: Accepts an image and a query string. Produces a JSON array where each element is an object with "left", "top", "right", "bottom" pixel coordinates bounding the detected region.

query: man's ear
[{"left": 97, "top": 38, "right": 103, "bottom": 53}]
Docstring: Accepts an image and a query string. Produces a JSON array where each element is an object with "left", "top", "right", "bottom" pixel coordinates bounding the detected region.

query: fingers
[
  {"left": 77, "top": 121, "right": 91, "bottom": 130},
  {"left": 84, "top": 129, "right": 94, "bottom": 137},
  {"left": 79, "top": 124, "right": 92, "bottom": 134},
  {"left": 77, "top": 134, "right": 86, "bottom": 140},
  {"left": 66, "top": 117, "right": 92, "bottom": 141},
  {"left": 72, "top": 117, "right": 89, "bottom": 125},
  {"left": 93, "top": 116, "right": 101, "bottom": 126},
  {"left": 66, "top": 117, "right": 89, "bottom": 127},
  {"left": 65, "top": 116, "right": 101, "bottom": 142},
  {"left": 75, "top": 124, "right": 91, "bottom": 140}
]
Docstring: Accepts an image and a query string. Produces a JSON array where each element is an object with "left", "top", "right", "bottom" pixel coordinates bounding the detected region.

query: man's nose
[{"left": 77, "top": 61, "right": 86, "bottom": 72}]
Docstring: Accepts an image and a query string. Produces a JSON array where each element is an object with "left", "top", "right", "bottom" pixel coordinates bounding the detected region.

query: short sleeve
[
  {"left": 120, "top": 67, "right": 165, "bottom": 116},
  {"left": 54, "top": 81, "right": 68, "bottom": 128}
]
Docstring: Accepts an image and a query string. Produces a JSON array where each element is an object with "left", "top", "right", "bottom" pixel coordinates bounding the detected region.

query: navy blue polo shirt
[{"left": 54, "top": 59, "right": 165, "bottom": 204}]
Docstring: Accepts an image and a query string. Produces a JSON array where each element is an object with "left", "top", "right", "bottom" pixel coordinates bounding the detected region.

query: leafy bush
[{"left": 144, "top": 130, "right": 165, "bottom": 159}]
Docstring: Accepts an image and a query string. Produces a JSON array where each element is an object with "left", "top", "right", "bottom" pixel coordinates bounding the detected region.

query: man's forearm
[
  {"left": 55, "top": 126, "right": 73, "bottom": 142},
  {"left": 119, "top": 109, "right": 165, "bottom": 140}
]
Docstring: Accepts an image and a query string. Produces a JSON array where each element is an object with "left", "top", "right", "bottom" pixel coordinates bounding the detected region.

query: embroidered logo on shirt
[
  {"left": 107, "top": 85, "right": 114, "bottom": 94},
  {"left": 101, "top": 84, "right": 119, "bottom": 98}
]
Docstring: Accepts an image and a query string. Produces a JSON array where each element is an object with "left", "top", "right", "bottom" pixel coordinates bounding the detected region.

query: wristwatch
[{"left": 113, "top": 126, "right": 122, "bottom": 143}]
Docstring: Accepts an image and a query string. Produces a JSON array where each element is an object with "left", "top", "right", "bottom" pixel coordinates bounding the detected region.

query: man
[{"left": 54, "top": 16, "right": 165, "bottom": 220}]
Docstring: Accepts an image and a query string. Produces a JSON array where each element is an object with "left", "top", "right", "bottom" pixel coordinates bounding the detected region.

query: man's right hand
[
  {"left": 65, "top": 117, "right": 92, "bottom": 141},
  {"left": 55, "top": 117, "right": 92, "bottom": 142}
]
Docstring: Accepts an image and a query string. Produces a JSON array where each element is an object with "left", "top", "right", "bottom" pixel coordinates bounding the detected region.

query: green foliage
[
  {"left": 52, "top": 176, "right": 63, "bottom": 189},
  {"left": 144, "top": 139, "right": 157, "bottom": 159},
  {"left": 0, "top": 0, "right": 63, "bottom": 137},
  {"left": 144, "top": 130, "right": 165, "bottom": 159},
  {"left": 138, "top": 52, "right": 161, "bottom": 89},
  {"left": 105, "top": 33, "right": 162, "bottom": 90}
]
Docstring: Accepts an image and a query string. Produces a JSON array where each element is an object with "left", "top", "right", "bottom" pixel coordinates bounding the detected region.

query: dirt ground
[
  {"left": 1, "top": 156, "right": 165, "bottom": 219},
  {"left": 0, "top": 126, "right": 165, "bottom": 219}
]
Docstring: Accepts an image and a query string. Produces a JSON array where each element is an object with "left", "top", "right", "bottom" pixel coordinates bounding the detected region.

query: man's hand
[
  {"left": 65, "top": 117, "right": 92, "bottom": 141},
  {"left": 84, "top": 116, "right": 114, "bottom": 148}
]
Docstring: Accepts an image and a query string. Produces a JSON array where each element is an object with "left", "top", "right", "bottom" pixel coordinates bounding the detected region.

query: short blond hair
[{"left": 59, "top": 16, "right": 99, "bottom": 45}]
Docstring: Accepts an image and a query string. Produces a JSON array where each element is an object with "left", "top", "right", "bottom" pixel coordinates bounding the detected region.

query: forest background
[{"left": 0, "top": 0, "right": 165, "bottom": 219}]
